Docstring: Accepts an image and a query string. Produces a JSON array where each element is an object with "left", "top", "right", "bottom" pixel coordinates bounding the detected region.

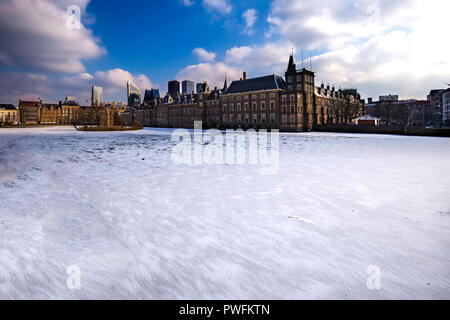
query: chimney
[
  {"left": 327, "top": 85, "right": 330, "bottom": 90},
  {"left": 243, "top": 72, "right": 247, "bottom": 80}
]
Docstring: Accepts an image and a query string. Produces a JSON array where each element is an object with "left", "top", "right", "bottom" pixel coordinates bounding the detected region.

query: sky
[{"left": 0, "top": 0, "right": 449, "bottom": 105}]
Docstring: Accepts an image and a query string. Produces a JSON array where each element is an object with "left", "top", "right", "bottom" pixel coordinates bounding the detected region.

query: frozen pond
[{"left": 0, "top": 126, "right": 449, "bottom": 299}]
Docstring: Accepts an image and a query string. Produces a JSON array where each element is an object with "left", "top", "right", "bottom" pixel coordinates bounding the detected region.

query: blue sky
[
  {"left": 83, "top": 0, "right": 272, "bottom": 90},
  {"left": 0, "top": 0, "right": 448, "bottom": 104}
]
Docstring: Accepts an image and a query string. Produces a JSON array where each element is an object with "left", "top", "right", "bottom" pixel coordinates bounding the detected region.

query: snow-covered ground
[{"left": 0, "top": 126, "right": 449, "bottom": 299}]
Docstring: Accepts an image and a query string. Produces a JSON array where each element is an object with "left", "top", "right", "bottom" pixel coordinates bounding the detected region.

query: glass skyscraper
[
  {"left": 91, "top": 86, "right": 103, "bottom": 107},
  {"left": 182, "top": 80, "right": 195, "bottom": 94},
  {"left": 127, "top": 80, "right": 141, "bottom": 107}
]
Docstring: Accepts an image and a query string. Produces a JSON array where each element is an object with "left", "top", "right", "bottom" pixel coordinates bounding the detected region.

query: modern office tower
[
  {"left": 143, "top": 89, "right": 161, "bottom": 106},
  {"left": 182, "top": 80, "right": 195, "bottom": 94},
  {"left": 91, "top": 86, "right": 103, "bottom": 107},
  {"left": 168, "top": 80, "right": 180, "bottom": 99},
  {"left": 127, "top": 80, "right": 141, "bottom": 107}
]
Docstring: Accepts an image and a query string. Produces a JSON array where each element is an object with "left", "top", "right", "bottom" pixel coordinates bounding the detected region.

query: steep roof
[
  {"left": 0, "top": 104, "right": 17, "bottom": 110},
  {"left": 225, "top": 75, "right": 286, "bottom": 94}
]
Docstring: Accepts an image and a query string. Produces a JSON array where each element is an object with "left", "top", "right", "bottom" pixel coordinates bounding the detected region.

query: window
[
  {"left": 223, "top": 104, "right": 227, "bottom": 112},
  {"left": 230, "top": 114, "right": 235, "bottom": 122},
  {"left": 282, "top": 106, "right": 287, "bottom": 113},
  {"left": 261, "top": 94, "right": 266, "bottom": 99},
  {"left": 223, "top": 114, "right": 227, "bottom": 123},
  {"left": 244, "top": 95, "right": 249, "bottom": 101},
  {"left": 290, "top": 115, "right": 296, "bottom": 124},
  {"left": 245, "top": 114, "right": 249, "bottom": 123},
  {"left": 261, "top": 102, "right": 266, "bottom": 111},
  {"left": 244, "top": 102, "right": 249, "bottom": 111},
  {"left": 237, "top": 103, "right": 241, "bottom": 112},
  {"left": 252, "top": 102, "right": 257, "bottom": 111},
  {"left": 237, "top": 114, "right": 242, "bottom": 122},
  {"left": 282, "top": 115, "right": 287, "bottom": 124},
  {"left": 237, "top": 96, "right": 241, "bottom": 101},
  {"left": 282, "top": 95, "right": 287, "bottom": 103},
  {"left": 252, "top": 114, "right": 258, "bottom": 123},
  {"left": 290, "top": 95, "right": 295, "bottom": 102},
  {"left": 270, "top": 113, "right": 276, "bottom": 123},
  {"left": 231, "top": 103, "right": 234, "bottom": 112},
  {"left": 261, "top": 114, "right": 266, "bottom": 123},
  {"left": 252, "top": 95, "right": 257, "bottom": 100},
  {"left": 270, "top": 101, "right": 275, "bottom": 110},
  {"left": 290, "top": 105, "right": 296, "bottom": 113},
  {"left": 270, "top": 93, "right": 275, "bottom": 99}
]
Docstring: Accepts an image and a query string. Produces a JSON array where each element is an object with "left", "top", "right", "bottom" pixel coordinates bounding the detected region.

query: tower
[{"left": 284, "top": 53, "right": 315, "bottom": 131}]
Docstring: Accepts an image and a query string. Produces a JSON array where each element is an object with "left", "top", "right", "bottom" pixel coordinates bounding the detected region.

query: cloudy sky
[{"left": 0, "top": 0, "right": 448, "bottom": 104}]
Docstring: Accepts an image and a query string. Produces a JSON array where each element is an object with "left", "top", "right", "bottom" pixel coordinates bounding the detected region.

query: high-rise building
[
  {"left": 91, "top": 86, "right": 103, "bottom": 107},
  {"left": 168, "top": 80, "right": 180, "bottom": 99},
  {"left": 127, "top": 80, "right": 141, "bottom": 107},
  {"left": 182, "top": 80, "right": 195, "bottom": 94}
]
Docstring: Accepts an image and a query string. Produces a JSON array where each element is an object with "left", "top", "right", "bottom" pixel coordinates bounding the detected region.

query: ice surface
[{"left": 0, "top": 126, "right": 449, "bottom": 299}]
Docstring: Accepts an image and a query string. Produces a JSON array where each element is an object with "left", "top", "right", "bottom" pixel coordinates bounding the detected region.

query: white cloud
[
  {"left": 193, "top": 48, "right": 217, "bottom": 62},
  {"left": 202, "top": 0, "right": 232, "bottom": 14},
  {"left": 260, "top": 0, "right": 450, "bottom": 99},
  {"left": 0, "top": 0, "right": 105, "bottom": 73},
  {"left": 176, "top": 62, "right": 242, "bottom": 89},
  {"left": 182, "top": 0, "right": 195, "bottom": 7},
  {"left": 242, "top": 9, "right": 257, "bottom": 35},
  {"left": 94, "top": 69, "right": 153, "bottom": 96}
]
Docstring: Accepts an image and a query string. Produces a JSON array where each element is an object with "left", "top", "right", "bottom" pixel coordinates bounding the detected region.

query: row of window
[
  {"left": 222, "top": 113, "right": 298, "bottom": 124},
  {"left": 223, "top": 93, "right": 277, "bottom": 103},
  {"left": 223, "top": 113, "right": 276, "bottom": 124},
  {"left": 223, "top": 101, "right": 276, "bottom": 112}
]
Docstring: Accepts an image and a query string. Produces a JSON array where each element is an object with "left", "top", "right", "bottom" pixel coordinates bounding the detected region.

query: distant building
[
  {"left": 182, "top": 80, "right": 195, "bottom": 94},
  {"left": 91, "top": 86, "right": 103, "bottom": 107},
  {"left": 19, "top": 100, "right": 43, "bottom": 124},
  {"left": 442, "top": 88, "right": 450, "bottom": 126},
  {"left": 355, "top": 115, "right": 380, "bottom": 126},
  {"left": 379, "top": 94, "right": 399, "bottom": 102},
  {"left": 41, "top": 103, "right": 62, "bottom": 125},
  {"left": 143, "top": 89, "right": 161, "bottom": 107},
  {"left": 168, "top": 80, "right": 180, "bottom": 99},
  {"left": 0, "top": 104, "right": 19, "bottom": 125},
  {"left": 127, "top": 80, "right": 141, "bottom": 107},
  {"left": 365, "top": 98, "right": 432, "bottom": 126},
  {"left": 196, "top": 82, "right": 210, "bottom": 94},
  {"left": 61, "top": 98, "right": 80, "bottom": 124}
]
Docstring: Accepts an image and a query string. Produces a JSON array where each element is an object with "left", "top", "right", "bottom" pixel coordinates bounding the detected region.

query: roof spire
[
  {"left": 223, "top": 75, "right": 228, "bottom": 90},
  {"left": 287, "top": 51, "right": 296, "bottom": 72}
]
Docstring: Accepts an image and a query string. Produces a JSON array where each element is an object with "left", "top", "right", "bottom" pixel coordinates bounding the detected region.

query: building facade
[
  {"left": 141, "top": 55, "right": 363, "bottom": 132},
  {"left": 0, "top": 104, "right": 19, "bottom": 125},
  {"left": 443, "top": 88, "right": 450, "bottom": 126},
  {"left": 19, "top": 100, "right": 43, "bottom": 124},
  {"left": 127, "top": 80, "right": 141, "bottom": 107},
  {"left": 182, "top": 80, "right": 195, "bottom": 94},
  {"left": 40, "top": 103, "right": 62, "bottom": 125},
  {"left": 168, "top": 80, "right": 180, "bottom": 99},
  {"left": 92, "top": 86, "right": 103, "bottom": 107}
]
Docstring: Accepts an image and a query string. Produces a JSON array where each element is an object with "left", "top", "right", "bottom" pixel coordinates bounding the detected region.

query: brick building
[
  {"left": 40, "top": 103, "right": 62, "bottom": 125},
  {"left": 19, "top": 100, "right": 43, "bottom": 124}
]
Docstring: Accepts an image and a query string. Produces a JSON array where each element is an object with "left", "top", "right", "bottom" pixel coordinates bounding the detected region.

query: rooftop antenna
[{"left": 301, "top": 47, "right": 304, "bottom": 69}]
